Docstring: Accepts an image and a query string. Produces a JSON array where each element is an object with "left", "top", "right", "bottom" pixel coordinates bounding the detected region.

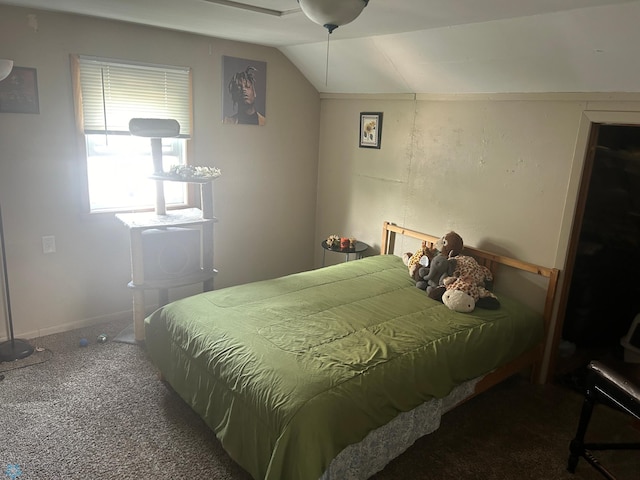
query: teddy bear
[
  {"left": 427, "top": 255, "right": 500, "bottom": 312},
  {"left": 435, "top": 231, "right": 464, "bottom": 258}
]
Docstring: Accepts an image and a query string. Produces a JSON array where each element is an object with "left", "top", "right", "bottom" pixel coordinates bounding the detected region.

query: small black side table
[{"left": 321, "top": 240, "right": 369, "bottom": 267}]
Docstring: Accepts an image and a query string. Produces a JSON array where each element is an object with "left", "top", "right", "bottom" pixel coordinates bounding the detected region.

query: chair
[{"left": 567, "top": 360, "right": 640, "bottom": 479}]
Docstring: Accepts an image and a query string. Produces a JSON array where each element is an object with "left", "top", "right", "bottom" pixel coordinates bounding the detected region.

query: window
[{"left": 72, "top": 55, "right": 192, "bottom": 213}]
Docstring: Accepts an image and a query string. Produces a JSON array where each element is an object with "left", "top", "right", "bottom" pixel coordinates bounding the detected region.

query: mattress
[{"left": 145, "top": 254, "right": 543, "bottom": 480}]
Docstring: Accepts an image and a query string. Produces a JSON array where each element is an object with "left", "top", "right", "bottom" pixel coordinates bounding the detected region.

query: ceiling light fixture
[
  {"left": 298, "top": 0, "right": 369, "bottom": 34},
  {"left": 297, "top": 0, "right": 369, "bottom": 87}
]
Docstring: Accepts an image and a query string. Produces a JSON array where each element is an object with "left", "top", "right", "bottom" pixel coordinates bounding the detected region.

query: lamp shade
[
  {"left": 0, "top": 59, "right": 13, "bottom": 81},
  {"left": 298, "top": 0, "right": 368, "bottom": 33}
]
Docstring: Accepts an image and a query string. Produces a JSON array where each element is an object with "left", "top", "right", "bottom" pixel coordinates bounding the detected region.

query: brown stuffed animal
[{"left": 435, "top": 231, "right": 464, "bottom": 258}]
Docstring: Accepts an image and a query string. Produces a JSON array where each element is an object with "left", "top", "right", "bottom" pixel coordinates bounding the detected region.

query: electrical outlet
[{"left": 42, "top": 235, "right": 56, "bottom": 254}]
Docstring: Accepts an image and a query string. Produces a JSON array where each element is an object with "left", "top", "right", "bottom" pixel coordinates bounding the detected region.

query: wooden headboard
[{"left": 381, "top": 221, "right": 560, "bottom": 384}]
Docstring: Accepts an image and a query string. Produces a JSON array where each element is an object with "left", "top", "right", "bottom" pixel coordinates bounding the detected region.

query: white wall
[
  {"left": 315, "top": 94, "right": 583, "bottom": 266},
  {"left": 315, "top": 93, "right": 640, "bottom": 269},
  {"left": 0, "top": 6, "right": 320, "bottom": 339}
]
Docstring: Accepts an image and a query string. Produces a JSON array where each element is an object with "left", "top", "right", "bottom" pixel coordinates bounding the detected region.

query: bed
[{"left": 144, "top": 221, "right": 560, "bottom": 480}]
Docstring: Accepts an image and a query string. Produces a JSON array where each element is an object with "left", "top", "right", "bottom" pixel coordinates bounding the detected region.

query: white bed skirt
[{"left": 320, "top": 377, "right": 482, "bottom": 480}]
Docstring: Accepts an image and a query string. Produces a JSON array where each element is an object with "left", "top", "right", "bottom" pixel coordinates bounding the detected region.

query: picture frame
[
  {"left": 359, "top": 112, "right": 383, "bottom": 149},
  {"left": 0, "top": 66, "right": 39, "bottom": 114},
  {"left": 222, "top": 56, "right": 267, "bottom": 126}
]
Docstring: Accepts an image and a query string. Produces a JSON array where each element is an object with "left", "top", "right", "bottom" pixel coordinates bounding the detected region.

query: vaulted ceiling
[{"left": 3, "top": 0, "right": 640, "bottom": 94}]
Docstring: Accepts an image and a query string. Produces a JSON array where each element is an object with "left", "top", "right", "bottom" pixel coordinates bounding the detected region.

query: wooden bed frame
[{"left": 381, "top": 221, "right": 560, "bottom": 389}]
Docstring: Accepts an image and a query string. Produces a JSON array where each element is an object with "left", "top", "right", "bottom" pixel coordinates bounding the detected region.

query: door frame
[{"left": 546, "top": 110, "right": 640, "bottom": 379}]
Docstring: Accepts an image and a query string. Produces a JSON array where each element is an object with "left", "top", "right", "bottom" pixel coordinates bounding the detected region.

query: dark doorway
[{"left": 560, "top": 124, "right": 640, "bottom": 368}]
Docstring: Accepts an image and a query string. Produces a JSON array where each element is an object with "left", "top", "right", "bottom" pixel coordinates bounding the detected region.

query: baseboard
[{"left": 0, "top": 309, "right": 138, "bottom": 342}]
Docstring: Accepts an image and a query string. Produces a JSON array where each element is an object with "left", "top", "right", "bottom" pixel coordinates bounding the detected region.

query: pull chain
[{"left": 325, "top": 30, "right": 330, "bottom": 87}]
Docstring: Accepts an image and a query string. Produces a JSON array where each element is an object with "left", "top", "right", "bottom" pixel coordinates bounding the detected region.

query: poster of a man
[{"left": 222, "top": 56, "right": 266, "bottom": 125}]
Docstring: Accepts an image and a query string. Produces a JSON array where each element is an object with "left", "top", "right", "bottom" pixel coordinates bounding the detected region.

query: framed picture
[
  {"left": 0, "top": 66, "right": 39, "bottom": 114},
  {"left": 359, "top": 112, "right": 382, "bottom": 149},
  {"left": 222, "top": 56, "right": 267, "bottom": 126}
]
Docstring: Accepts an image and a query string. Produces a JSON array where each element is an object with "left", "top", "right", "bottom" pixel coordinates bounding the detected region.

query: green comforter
[{"left": 145, "top": 254, "right": 542, "bottom": 480}]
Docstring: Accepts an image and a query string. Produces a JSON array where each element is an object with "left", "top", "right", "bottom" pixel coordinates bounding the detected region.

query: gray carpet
[{"left": 1, "top": 320, "right": 639, "bottom": 480}]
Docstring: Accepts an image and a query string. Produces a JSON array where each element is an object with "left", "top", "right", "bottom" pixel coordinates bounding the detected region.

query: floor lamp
[{"left": 0, "top": 58, "right": 34, "bottom": 362}]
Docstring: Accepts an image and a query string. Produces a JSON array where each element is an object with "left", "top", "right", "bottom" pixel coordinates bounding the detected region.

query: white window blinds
[{"left": 77, "top": 56, "right": 191, "bottom": 137}]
